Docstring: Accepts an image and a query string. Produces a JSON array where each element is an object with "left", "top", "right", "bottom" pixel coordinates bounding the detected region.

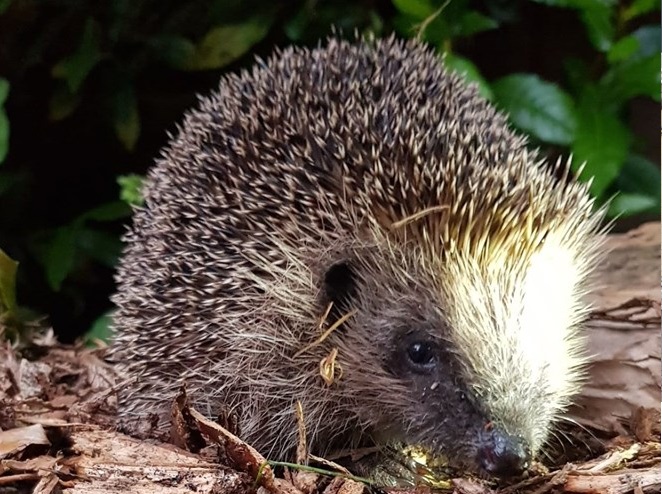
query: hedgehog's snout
[{"left": 476, "top": 428, "right": 530, "bottom": 478}]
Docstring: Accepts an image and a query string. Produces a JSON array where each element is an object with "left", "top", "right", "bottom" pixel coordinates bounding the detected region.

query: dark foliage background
[{"left": 0, "top": 0, "right": 659, "bottom": 342}]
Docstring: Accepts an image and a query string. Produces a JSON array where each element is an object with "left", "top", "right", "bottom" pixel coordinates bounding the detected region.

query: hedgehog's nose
[{"left": 477, "top": 430, "right": 530, "bottom": 477}]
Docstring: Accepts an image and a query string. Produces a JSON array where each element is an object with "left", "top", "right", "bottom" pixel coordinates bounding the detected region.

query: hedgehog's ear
[{"left": 323, "top": 261, "right": 357, "bottom": 318}]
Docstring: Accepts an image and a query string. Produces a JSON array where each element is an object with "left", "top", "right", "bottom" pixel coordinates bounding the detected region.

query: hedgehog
[{"left": 110, "top": 36, "right": 606, "bottom": 479}]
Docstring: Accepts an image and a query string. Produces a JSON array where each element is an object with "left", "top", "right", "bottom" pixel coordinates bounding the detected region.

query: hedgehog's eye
[{"left": 406, "top": 341, "right": 438, "bottom": 372}]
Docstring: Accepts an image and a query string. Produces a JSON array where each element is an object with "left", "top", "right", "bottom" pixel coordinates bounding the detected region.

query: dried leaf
[{"left": 0, "top": 424, "right": 50, "bottom": 458}]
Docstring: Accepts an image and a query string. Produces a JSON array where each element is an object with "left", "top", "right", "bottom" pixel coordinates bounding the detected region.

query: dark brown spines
[{"left": 111, "top": 37, "right": 603, "bottom": 474}]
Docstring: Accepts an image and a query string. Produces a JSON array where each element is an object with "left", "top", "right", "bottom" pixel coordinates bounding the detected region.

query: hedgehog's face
[
  {"left": 326, "top": 263, "right": 530, "bottom": 477},
  {"left": 323, "top": 235, "right": 592, "bottom": 478},
  {"left": 380, "top": 317, "right": 533, "bottom": 478}
]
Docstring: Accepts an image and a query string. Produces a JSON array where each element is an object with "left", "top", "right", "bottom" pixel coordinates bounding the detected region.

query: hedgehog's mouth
[{"left": 395, "top": 430, "right": 531, "bottom": 483}]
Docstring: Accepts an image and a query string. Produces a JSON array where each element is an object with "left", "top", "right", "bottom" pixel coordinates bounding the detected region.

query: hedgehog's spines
[{"left": 111, "top": 36, "right": 605, "bottom": 475}]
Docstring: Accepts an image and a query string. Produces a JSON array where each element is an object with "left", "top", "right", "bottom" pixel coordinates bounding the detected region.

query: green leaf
[
  {"left": 367, "top": 10, "right": 385, "bottom": 36},
  {"left": 187, "top": 18, "right": 271, "bottom": 71},
  {"left": 530, "top": 0, "right": 616, "bottom": 10},
  {"left": 80, "top": 201, "right": 131, "bottom": 222},
  {"left": 492, "top": 74, "right": 577, "bottom": 145},
  {"left": 623, "top": 0, "right": 659, "bottom": 21},
  {"left": 607, "top": 35, "right": 639, "bottom": 63},
  {"left": 529, "top": 1, "right": 618, "bottom": 11},
  {"left": 51, "top": 18, "right": 103, "bottom": 93},
  {"left": 0, "top": 109, "right": 8, "bottom": 166},
  {"left": 443, "top": 53, "right": 493, "bottom": 100},
  {"left": 631, "top": 25, "right": 661, "bottom": 59},
  {"left": 458, "top": 10, "right": 498, "bottom": 37},
  {"left": 608, "top": 193, "right": 658, "bottom": 217},
  {"left": 571, "top": 90, "right": 630, "bottom": 196},
  {"left": 283, "top": 5, "right": 311, "bottom": 41},
  {"left": 601, "top": 54, "right": 661, "bottom": 104},
  {"left": 0, "top": 78, "right": 8, "bottom": 165},
  {"left": 392, "top": 0, "right": 435, "bottom": 19},
  {"left": 531, "top": 1, "right": 617, "bottom": 50},
  {"left": 0, "top": 249, "right": 18, "bottom": 314},
  {"left": 33, "top": 200, "right": 129, "bottom": 291},
  {"left": 0, "top": 78, "right": 8, "bottom": 105},
  {"left": 85, "top": 311, "right": 114, "bottom": 344},
  {"left": 78, "top": 229, "right": 123, "bottom": 268},
  {"left": 117, "top": 174, "right": 144, "bottom": 206},
  {"left": 112, "top": 82, "right": 140, "bottom": 151},
  {"left": 613, "top": 154, "right": 661, "bottom": 203},
  {"left": 44, "top": 226, "right": 78, "bottom": 292},
  {"left": 580, "top": 4, "right": 614, "bottom": 52},
  {"left": 149, "top": 35, "right": 197, "bottom": 71},
  {"left": 563, "top": 57, "right": 592, "bottom": 95},
  {"left": 48, "top": 83, "right": 82, "bottom": 121},
  {"left": 0, "top": 0, "right": 12, "bottom": 14}
]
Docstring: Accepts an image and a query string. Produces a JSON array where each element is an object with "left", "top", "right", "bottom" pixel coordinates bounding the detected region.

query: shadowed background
[{"left": 0, "top": 0, "right": 658, "bottom": 342}]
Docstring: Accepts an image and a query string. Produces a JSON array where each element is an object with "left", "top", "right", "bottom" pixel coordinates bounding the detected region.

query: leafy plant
[
  {"left": 117, "top": 174, "right": 144, "bottom": 206},
  {"left": 0, "top": 249, "right": 18, "bottom": 319},
  {"left": 393, "top": 0, "right": 661, "bottom": 216},
  {"left": 0, "top": 249, "right": 40, "bottom": 342},
  {"left": 45, "top": 9, "right": 275, "bottom": 152},
  {"left": 31, "top": 201, "right": 131, "bottom": 293}
]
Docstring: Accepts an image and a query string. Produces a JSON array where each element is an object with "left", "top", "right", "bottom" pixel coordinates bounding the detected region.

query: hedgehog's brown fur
[{"left": 110, "top": 36, "right": 605, "bottom": 477}]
